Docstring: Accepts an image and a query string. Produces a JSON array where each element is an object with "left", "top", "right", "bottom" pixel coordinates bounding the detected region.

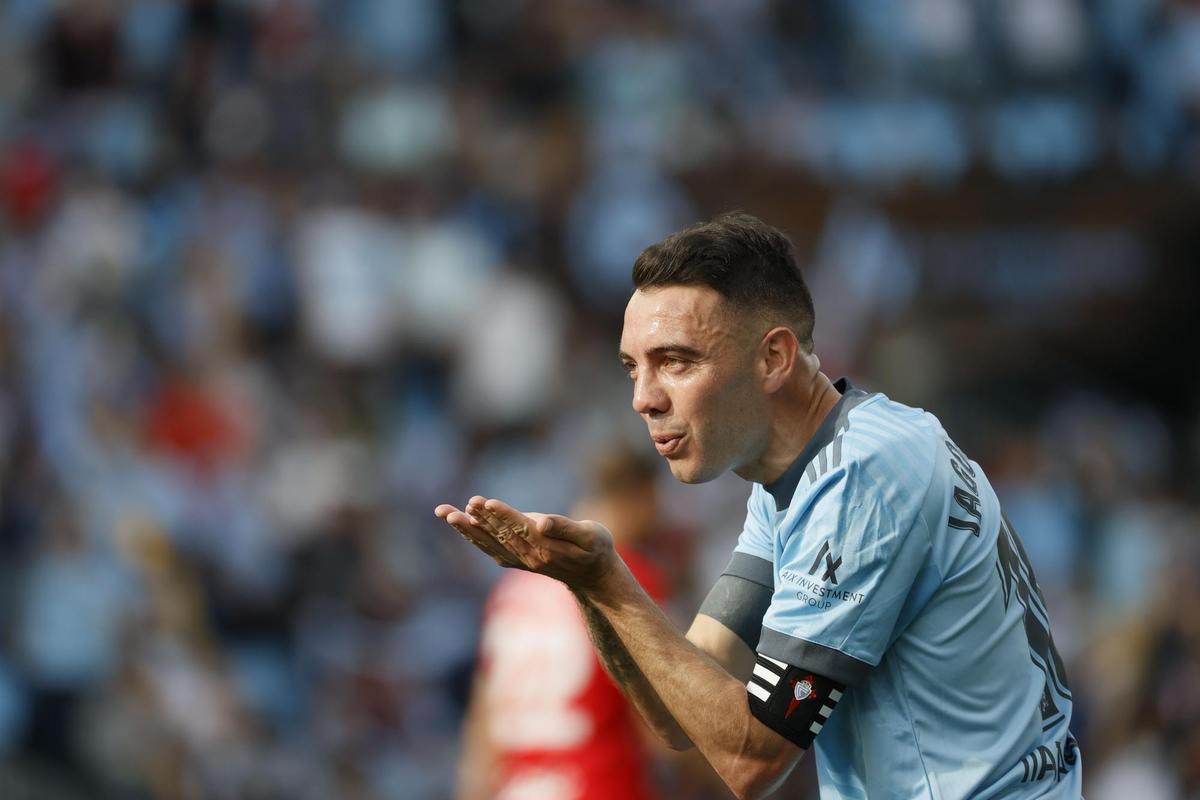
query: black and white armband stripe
[{"left": 746, "top": 653, "right": 845, "bottom": 749}]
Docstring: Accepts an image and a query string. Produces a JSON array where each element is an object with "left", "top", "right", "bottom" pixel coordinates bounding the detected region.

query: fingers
[
  {"left": 469, "top": 497, "right": 544, "bottom": 563},
  {"left": 437, "top": 497, "right": 547, "bottom": 570},
  {"left": 436, "top": 496, "right": 604, "bottom": 577},
  {"left": 473, "top": 498, "right": 529, "bottom": 542},
  {"left": 472, "top": 498, "right": 594, "bottom": 548},
  {"left": 433, "top": 503, "right": 524, "bottom": 568},
  {"left": 477, "top": 499, "right": 558, "bottom": 545}
]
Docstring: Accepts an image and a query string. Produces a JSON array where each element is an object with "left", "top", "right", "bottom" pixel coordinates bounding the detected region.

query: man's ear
[{"left": 759, "top": 326, "right": 800, "bottom": 393}]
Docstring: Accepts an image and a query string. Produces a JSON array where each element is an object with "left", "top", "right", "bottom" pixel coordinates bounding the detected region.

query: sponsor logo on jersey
[
  {"left": 778, "top": 539, "right": 865, "bottom": 609},
  {"left": 779, "top": 566, "right": 867, "bottom": 608},
  {"left": 807, "top": 540, "right": 842, "bottom": 584}
]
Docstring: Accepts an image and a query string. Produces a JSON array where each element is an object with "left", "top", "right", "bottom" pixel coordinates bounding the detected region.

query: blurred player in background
[{"left": 455, "top": 445, "right": 669, "bottom": 800}]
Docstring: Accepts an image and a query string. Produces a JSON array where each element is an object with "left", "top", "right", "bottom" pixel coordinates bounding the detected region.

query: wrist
[{"left": 582, "top": 551, "right": 633, "bottom": 607}]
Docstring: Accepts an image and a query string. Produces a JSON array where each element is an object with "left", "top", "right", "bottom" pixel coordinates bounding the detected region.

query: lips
[{"left": 652, "top": 432, "right": 685, "bottom": 457}]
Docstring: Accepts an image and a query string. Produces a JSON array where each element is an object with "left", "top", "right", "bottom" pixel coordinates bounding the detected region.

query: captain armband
[{"left": 746, "top": 653, "right": 845, "bottom": 749}]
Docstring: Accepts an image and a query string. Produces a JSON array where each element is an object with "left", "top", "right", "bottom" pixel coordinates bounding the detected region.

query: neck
[{"left": 735, "top": 371, "right": 841, "bottom": 485}]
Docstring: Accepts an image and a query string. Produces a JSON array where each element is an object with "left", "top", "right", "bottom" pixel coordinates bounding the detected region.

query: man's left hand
[{"left": 434, "top": 497, "right": 618, "bottom": 590}]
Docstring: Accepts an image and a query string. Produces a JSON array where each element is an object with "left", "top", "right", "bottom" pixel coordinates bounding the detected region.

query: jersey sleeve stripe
[
  {"left": 723, "top": 552, "right": 773, "bottom": 587},
  {"left": 759, "top": 626, "right": 873, "bottom": 686},
  {"left": 697, "top": 564, "right": 773, "bottom": 652}
]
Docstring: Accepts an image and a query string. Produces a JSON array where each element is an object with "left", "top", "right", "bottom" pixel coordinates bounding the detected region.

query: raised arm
[{"left": 435, "top": 499, "right": 807, "bottom": 800}]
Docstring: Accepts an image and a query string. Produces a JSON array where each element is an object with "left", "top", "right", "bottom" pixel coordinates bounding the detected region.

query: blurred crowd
[{"left": 0, "top": 0, "right": 1198, "bottom": 798}]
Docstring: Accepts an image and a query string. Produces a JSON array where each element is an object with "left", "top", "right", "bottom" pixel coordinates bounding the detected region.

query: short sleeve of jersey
[
  {"left": 759, "top": 454, "right": 933, "bottom": 686},
  {"left": 734, "top": 485, "right": 774, "bottom": 564},
  {"left": 695, "top": 487, "right": 776, "bottom": 649}
]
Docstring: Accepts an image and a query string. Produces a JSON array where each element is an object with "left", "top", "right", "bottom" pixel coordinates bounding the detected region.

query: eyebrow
[{"left": 618, "top": 344, "right": 704, "bottom": 363}]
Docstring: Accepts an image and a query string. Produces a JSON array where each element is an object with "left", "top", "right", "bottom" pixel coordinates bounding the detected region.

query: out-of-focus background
[{"left": 0, "top": 0, "right": 1198, "bottom": 797}]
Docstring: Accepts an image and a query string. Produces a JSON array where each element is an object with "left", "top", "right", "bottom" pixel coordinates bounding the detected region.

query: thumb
[{"left": 537, "top": 514, "right": 595, "bottom": 547}]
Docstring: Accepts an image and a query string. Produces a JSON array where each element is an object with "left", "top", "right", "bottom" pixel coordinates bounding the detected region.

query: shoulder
[
  {"left": 775, "top": 393, "right": 941, "bottom": 533},
  {"left": 839, "top": 394, "right": 941, "bottom": 495}
]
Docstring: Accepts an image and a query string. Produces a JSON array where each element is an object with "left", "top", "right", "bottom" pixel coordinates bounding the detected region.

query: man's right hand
[
  {"left": 434, "top": 497, "right": 620, "bottom": 592},
  {"left": 434, "top": 498, "right": 532, "bottom": 571}
]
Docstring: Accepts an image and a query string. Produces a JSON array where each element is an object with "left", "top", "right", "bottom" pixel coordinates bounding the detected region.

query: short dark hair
[{"left": 632, "top": 211, "right": 815, "bottom": 350}]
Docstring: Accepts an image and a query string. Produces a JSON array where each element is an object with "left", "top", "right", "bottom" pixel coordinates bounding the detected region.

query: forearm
[
  {"left": 573, "top": 590, "right": 694, "bottom": 750},
  {"left": 434, "top": 498, "right": 794, "bottom": 796},
  {"left": 585, "top": 561, "right": 797, "bottom": 799}
]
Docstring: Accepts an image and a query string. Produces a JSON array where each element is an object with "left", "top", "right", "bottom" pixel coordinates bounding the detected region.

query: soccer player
[
  {"left": 436, "top": 213, "right": 1082, "bottom": 799},
  {"left": 456, "top": 446, "right": 669, "bottom": 800}
]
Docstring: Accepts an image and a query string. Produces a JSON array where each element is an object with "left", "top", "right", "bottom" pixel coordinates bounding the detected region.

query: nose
[{"left": 632, "top": 371, "right": 669, "bottom": 417}]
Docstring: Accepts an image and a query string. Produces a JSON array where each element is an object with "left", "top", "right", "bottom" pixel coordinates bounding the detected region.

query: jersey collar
[{"left": 763, "top": 377, "right": 871, "bottom": 511}]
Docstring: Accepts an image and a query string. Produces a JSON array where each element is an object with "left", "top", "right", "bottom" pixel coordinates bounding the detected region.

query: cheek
[
  {"left": 708, "top": 375, "right": 761, "bottom": 444},
  {"left": 672, "top": 379, "right": 715, "bottom": 430},
  {"left": 681, "top": 376, "right": 744, "bottom": 446}
]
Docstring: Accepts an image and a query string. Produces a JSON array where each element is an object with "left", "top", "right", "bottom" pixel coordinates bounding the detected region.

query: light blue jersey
[{"left": 702, "top": 379, "right": 1082, "bottom": 799}]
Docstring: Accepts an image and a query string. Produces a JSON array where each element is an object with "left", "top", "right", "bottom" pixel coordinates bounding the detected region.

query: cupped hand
[{"left": 434, "top": 496, "right": 617, "bottom": 590}]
